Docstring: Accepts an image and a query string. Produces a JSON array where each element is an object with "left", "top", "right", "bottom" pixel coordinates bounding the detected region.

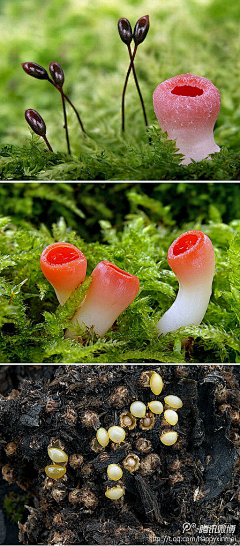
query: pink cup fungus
[
  {"left": 66, "top": 260, "right": 140, "bottom": 337},
  {"left": 40, "top": 242, "right": 87, "bottom": 305},
  {"left": 157, "top": 230, "right": 215, "bottom": 335},
  {"left": 153, "top": 73, "right": 221, "bottom": 165}
]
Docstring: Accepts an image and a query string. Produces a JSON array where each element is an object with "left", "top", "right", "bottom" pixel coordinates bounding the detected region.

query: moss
[{"left": 3, "top": 491, "right": 30, "bottom": 524}]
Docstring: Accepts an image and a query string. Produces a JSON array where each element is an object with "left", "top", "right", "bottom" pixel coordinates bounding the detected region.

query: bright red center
[
  {"left": 171, "top": 85, "right": 204, "bottom": 97},
  {"left": 47, "top": 247, "right": 80, "bottom": 265},
  {"left": 173, "top": 234, "right": 198, "bottom": 256},
  {"left": 106, "top": 262, "right": 132, "bottom": 277}
]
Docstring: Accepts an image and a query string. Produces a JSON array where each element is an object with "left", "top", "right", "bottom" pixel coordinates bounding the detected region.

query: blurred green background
[{"left": 1, "top": 0, "right": 240, "bottom": 157}]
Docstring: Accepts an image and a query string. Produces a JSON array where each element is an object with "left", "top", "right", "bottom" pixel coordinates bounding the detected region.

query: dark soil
[{"left": 0, "top": 365, "right": 239, "bottom": 545}]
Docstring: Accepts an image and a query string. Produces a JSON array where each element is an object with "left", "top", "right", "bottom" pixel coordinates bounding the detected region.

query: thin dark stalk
[
  {"left": 60, "top": 90, "right": 71, "bottom": 155},
  {"left": 42, "top": 135, "right": 54, "bottom": 152},
  {"left": 122, "top": 44, "right": 138, "bottom": 132},
  {"left": 127, "top": 44, "right": 148, "bottom": 128},
  {"left": 48, "top": 79, "right": 86, "bottom": 136},
  {"left": 63, "top": 93, "right": 86, "bottom": 135}
]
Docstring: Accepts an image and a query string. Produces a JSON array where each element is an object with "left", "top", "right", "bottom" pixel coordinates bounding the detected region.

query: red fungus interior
[
  {"left": 47, "top": 246, "right": 80, "bottom": 265},
  {"left": 171, "top": 85, "right": 204, "bottom": 97},
  {"left": 106, "top": 262, "right": 132, "bottom": 277},
  {"left": 173, "top": 234, "right": 198, "bottom": 256}
]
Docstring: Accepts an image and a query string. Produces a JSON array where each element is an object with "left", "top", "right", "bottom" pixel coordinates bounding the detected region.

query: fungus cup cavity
[
  {"left": 157, "top": 230, "right": 215, "bottom": 335},
  {"left": 67, "top": 260, "right": 139, "bottom": 337},
  {"left": 139, "top": 412, "right": 156, "bottom": 430},
  {"left": 153, "top": 73, "right": 221, "bottom": 165},
  {"left": 120, "top": 412, "right": 137, "bottom": 430},
  {"left": 122, "top": 454, "right": 140, "bottom": 472},
  {"left": 40, "top": 242, "right": 87, "bottom": 305}
]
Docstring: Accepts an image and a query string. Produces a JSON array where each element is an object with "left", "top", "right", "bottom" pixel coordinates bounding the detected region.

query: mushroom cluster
[
  {"left": 40, "top": 228, "right": 215, "bottom": 340},
  {"left": 95, "top": 371, "right": 183, "bottom": 500},
  {"left": 40, "top": 242, "right": 139, "bottom": 337},
  {"left": 45, "top": 441, "right": 68, "bottom": 480}
]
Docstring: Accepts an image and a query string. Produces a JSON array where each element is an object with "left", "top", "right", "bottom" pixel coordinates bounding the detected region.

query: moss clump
[
  {"left": 3, "top": 491, "right": 30, "bottom": 524},
  {"left": 1, "top": 131, "right": 240, "bottom": 181}
]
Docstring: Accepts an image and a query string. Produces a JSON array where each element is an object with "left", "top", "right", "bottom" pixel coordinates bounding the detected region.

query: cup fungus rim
[
  {"left": 41, "top": 242, "right": 86, "bottom": 268},
  {"left": 153, "top": 73, "right": 221, "bottom": 103},
  {"left": 94, "top": 260, "right": 138, "bottom": 280},
  {"left": 167, "top": 229, "right": 207, "bottom": 261}
]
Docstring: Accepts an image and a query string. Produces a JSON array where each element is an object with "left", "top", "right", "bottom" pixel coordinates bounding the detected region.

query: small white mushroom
[
  {"left": 160, "top": 431, "right": 178, "bottom": 446},
  {"left": 164, "top": 395, "right": 183, "bottom": 409},
  {"left": 48, "top": 447, "right": 68, "bottom": 463},
  {"left": 105, "top": 486, "right": 125, "bottom": 500},
  {"left": 164, "top": 409, "right": 178, "bottom": 426},
  {"left": 96, "top": 427, "right": 109, "bottom": 447},
  {"left": 130, "top": 401, "right": 146, "bottom": 418},
  {"left": 150, "top": 372, "right": 163, "bottom": 395},
  {"left": 148, "top": 401, "right": 164, "bottom": 414},
  {"left": 108, "top": 426, "right": 126, "bottom": 443},
  {"left": 107, "top": 464, "right": 123, "bottom": 481}
]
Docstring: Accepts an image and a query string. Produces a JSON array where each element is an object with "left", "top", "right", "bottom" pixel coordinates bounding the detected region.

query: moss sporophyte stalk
[
  {"left": 22, "top": 61, "right": 86, "bottom": 155},
  {"left": 118, "top": 15, "right": 149, "bottom": 134},
  {"left": 25, "top": 109, "right": 53, "bottom": 152},
  {"left": 40, "top": 229, "right": 214, "bottom": 338}
]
